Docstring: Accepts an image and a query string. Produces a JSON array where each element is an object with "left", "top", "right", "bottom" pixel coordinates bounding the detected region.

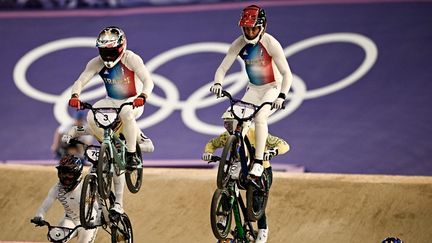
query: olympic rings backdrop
[{"left": 1, "top": 1, "right": 432, "bottom": 175}]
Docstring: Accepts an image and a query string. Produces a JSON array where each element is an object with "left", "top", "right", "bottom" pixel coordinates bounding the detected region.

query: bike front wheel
[
  {"left": 80, "top": 174, "right": 98, "bottom": 229},
  {"left": 217, "top": 135, "right": 238, "bottom": 189},
  {"left": 98, "top": 143, "right": 113, "bottom": 199},
  {"left": 210, "top": 189, "right": 233, "bottom": 240},
  {"left": 246, "top": 170, "right": 270, "bottom": 221},
  {"left": 111, "top": 213, "right": 133, "bottom": 243},
  {"left": 125, "top": 145, "right": 143, "bottom": 193}
]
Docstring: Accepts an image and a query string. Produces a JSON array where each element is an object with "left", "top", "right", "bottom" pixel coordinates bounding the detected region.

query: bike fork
[
  {"left": 232, "top": 198, "right": 245, "bottom": 238},
  {"left": 238, "top": 194, "right": 256, "bottom": 240}
]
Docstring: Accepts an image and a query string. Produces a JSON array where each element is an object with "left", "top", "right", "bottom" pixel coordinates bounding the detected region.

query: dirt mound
[{"left": 1, "top": 164, "right": 431, "bottom": 243}]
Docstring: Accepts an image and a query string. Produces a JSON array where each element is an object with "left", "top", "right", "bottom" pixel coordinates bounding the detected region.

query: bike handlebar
[
  {"left": 79, "top": 102, "right": 134, "bottom": 113},
  {"left": 31, "top": 218, "right": 94, "bottom": 230},
  {"left": 210, "top": 155, "right": 221, "bottom": 162},
  {"left": 68, "top": 138, "right": 86, "bottom": 146},
  {"left": 78, "top": 101, "right": 134, "bottom": 129},
  {"left": 220, "top": 90, "right": 285, "bottom": 122}
]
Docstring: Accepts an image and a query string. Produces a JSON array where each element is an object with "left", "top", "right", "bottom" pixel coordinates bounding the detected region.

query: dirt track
[{"left": 1, "top": 164, "right": 431, "bottom": 243}]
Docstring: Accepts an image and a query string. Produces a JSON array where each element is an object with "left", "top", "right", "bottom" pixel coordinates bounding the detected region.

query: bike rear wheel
[
  {"left": 80, "top": 174, "right": 98, "bottom": 229},
  {"left": 210, "top": 189, "right": 233, "bottom": 240},
  {"left": 111, "top": 213, "right": 133, "bottom": 243},
  {"left": 246, "top": 170, "right": 270, "bottom": 221},
  {"left": 98, "top": 143, "right": 113, "bottom": 200},
  {"left": 217, "top": 135, "right": 238, "bottom": 189},
  {"left": 125, "top": 145, "right": 143, "bottom": 193}
]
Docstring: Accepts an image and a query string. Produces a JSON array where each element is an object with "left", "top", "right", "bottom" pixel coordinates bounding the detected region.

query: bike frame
[
  {"left": 102, "top": 129, "right": 127, "bottom": 174},
  {"left": 211, "top": 90, "right": 278, "bottom": 240},
  {"left": 81, "top": 102, "right": 143, "bottom": 174},
  {"left": 234, "top": 131, "right": 255, "bottom": 180},
  {"left": 221, "top": 90, "right": 273, "bottom": 180}
]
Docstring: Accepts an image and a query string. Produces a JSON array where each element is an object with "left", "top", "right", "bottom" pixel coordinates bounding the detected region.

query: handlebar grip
[
  {"left": 211, "top": 155, "right": 221, "bottom": 162},
  {"left": 119, "top": 102, "right": 134, "bottom": 109},
  {"left": 221, "top": 90, "right": 231, "bottom": 98},
  {"left": 31, "top": 218, "right": 48, "bottom": 226},
  {"left": 79, "top": 102, "right": 92, "bottom": 110}
]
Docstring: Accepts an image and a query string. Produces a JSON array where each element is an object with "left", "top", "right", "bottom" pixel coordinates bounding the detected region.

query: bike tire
[
  {"left": 97, "top": 143, "right": 113, "bottom": 200},
  {"left": 217, "top": 135, "right": 238, "bottom": 189},
  {"left": 210, "top": 189, "right": 233, "bottom": 240},
  {"left": 125, "top": 145, "right": 143, "bottom": 194},
  {"left": 80, "top": 174, "right": 98, "bottom": 229},
  {"left": 111, "top": 213, "right": 133, "bottom": 243},
  {"left": 246, "top": 170, "right": 270, "bottom": 222}
]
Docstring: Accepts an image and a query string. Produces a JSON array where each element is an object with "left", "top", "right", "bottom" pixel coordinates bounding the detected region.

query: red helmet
[
  {"left": 96, "top": 26, "right": 127, "bottom": 68},
  {"left": 238, "top": 5, "right": 267, "bottom": 28},
  {"left": 238, "top": 5, "right": 267, "bottom": 45}
]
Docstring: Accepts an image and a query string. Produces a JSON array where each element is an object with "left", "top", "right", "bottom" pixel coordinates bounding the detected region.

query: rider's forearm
[
  {"left": 205, "top": 133, "right": 230, "bottom": 153},
  {"left": 266, "top": 134, "right": 290, "bottom": 155},
  {"left": 269, "top": 37, "right": 293, "bottom": 96},
  {"left": 136, "top": 67, "right": 154, "bottom": 98},
  {"left": 51, "top": 129, "right": 61, "bottom": 150},
  {"left": 279, "top": 68, "right": 292, "bottom": 96},
  {"left": 66, "top": 125, "right": 90, "bottom": 138},
  {"left": 141, "top": 81, "right": 153, "bottom": 99},
  {"left": 214, "top": 59, "right": 232, "bottom": 85},
  {"left": 35, "top": 186, "right": 57, "bottom": 218},
  {"left": 204, "top": 142, "right": 217, "bottom": 154},
  {"left": 275, "top": 140, "right": 290, "bottom": 155}
]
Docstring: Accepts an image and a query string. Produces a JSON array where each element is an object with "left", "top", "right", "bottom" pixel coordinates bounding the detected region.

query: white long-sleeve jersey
[
  {"left": 71, "top": 50, "right": 154, "bottom": 99},
  {"left": 214, "top": 33, "right": 293, "bottom": 95},
  {"left": 35, "top": 181, "right": 83, "bottom": 223}
]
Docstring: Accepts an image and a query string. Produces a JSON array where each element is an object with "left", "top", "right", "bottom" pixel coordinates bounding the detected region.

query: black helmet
[
  {"left": 56, "top": 155, "right": 83, "bottom": 191},
  {"left": 382, "top": 237, "right": 403, "bottom": 243}
]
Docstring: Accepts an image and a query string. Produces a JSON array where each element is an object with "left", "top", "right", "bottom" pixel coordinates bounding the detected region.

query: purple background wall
[{"left": 1, "top": 1, "right": 432, "bottom": 175}]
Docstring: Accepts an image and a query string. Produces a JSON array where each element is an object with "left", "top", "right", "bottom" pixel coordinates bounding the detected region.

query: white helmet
[
  {"left": 221, "top": 110, "right": 235, "bottom": 120},
  {"left": 96, "top": 26, "right": 127, "bottom": 68}
]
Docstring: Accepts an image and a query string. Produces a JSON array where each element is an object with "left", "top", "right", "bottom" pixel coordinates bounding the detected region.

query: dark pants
[{"left": 257, "top": 167, "right": 273, "bottom": 229}]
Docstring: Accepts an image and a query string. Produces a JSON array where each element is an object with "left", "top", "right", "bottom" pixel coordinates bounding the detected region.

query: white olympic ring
[{"left": 13, "top": 33, "right": 378, "bottom": 135}]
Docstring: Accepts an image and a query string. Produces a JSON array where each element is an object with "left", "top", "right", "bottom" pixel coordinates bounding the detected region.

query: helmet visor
[
  {"left": 224, "top": 119, "right": 237, "bottom": 133},
  {"left": 98, "top": 47, "right": 121, "bottom": 62},
  {"left": 58, "top": 171, "right": 76, "bottom": 186}
]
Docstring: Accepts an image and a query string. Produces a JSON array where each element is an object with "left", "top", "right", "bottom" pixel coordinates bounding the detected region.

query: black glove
[
  {"left": 31, "top": 216, "right": 44, "bottom": 226},
  {"left": 263, "top": 148, "right": 279, "bottom": 161}
]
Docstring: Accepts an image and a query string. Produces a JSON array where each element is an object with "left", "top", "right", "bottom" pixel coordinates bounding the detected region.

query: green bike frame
[{"left": 102, "top": 129, "right": 127, "bottom": 173}]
